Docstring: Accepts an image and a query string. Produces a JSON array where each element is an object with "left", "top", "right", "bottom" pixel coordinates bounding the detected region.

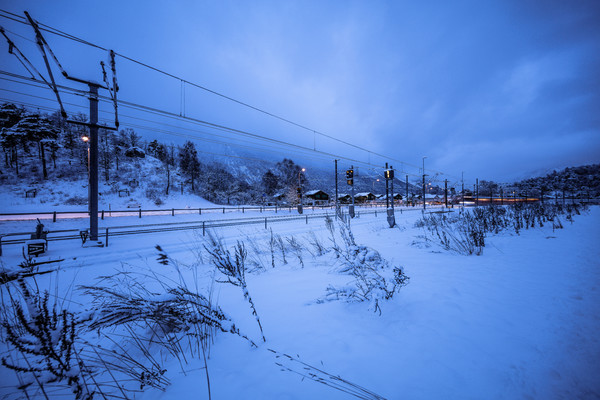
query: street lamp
[
  {"left": 373, "top": 178, "right": 380, "bottom": 192},
  {"left": 297, "top": 167, "right": 306, "bottom": 214}
]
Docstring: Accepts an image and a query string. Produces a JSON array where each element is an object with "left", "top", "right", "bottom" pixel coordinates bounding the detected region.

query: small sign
[{"left": 27, "top": 239, "right": 46, "bottom": 256}]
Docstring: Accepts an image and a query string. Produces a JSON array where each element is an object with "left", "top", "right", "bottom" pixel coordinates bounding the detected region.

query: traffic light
[
  {"left": 385, "top": 169, "right": 394, "bottom": 180},
  {"left": 297, "top": 187, "right": 301, "bottom": 197},
  {"left": 346, "top": 169, "right": 353, "bottom": 179},
  {"left": 347, "top": 178, "right": 354, "bottom": 186}
]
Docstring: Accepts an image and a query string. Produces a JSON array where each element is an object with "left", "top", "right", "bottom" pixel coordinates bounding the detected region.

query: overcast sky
[{"left": 1, "top": 0, "right": 599, "bottom": 184}]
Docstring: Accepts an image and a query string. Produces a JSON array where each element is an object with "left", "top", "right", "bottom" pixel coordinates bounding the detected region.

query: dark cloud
[{"left": 0, "top": 0, "right": 598, "bottom": 183}]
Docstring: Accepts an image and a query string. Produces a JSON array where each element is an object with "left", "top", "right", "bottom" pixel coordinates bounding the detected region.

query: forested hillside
[{"left": 0, "top": 102, "right": 311, "bottom": 207}]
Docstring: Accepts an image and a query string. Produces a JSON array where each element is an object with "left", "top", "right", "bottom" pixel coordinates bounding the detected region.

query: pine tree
[
  {"left": 155, "top": 142, "right": 174, "bottom": 195},
  {"left": 262, "top": 170, "right": 279, "bottom": 195},
  {"left": 9, "top": 113, "right": 58, "bottom": 179},
  {"left": 178, "top": 141, "right": 200, "bottom": 192}
]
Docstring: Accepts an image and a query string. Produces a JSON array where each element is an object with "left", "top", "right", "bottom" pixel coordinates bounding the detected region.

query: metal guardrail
[
  {"left": 0, "top": 202, "right": 415, "bottom": 221},
  {"left": 0, "top": 206, "right": 437, "bottom": 254}
]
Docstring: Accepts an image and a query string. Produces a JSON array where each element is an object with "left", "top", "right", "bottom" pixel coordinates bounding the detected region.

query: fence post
[
  {"left": 105, "top": 228, "right": 109, "bottom": 247},
  {"left": 101, "top": 210, "right": 104, "bottom": 220},
  {"left": 53, "top": 211, "right": 57, "bottom": 223},
  {"left": 223, "top": 207, "right": 225, "bottom": 214},
  {"left": 275, "top": 205, "right": 278, "bottom": 213},
  {"left": 0, "top": 236, "right": 3, "bottom": 256},
  {"left": 139, "top": 208, "right": 142, "bottom": 218},
  {"left": 306, "top": 215, "right": 308, "bottom": 224},
  {"left": 265, "top": 217, "right": 267, "bottom": 229},
  {"left": 172, "top": 208, "right": 174, "bottom": 216},
  {"left": 260, "top": 207, "right": 263, "bottom": 213},
  {"left": 203, "top": 221, "right": 205, "bottom": 236},
  {"left": 243, "top": 207, "right": 245, "bottom": 213},
  {"left": 199, "top": 208, "right": 202, "bottom": 215}
]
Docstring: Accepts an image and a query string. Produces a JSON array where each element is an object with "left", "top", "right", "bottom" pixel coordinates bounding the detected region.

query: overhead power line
[{"left": 0, "top": 9, "right": 458, "bottom": 179}]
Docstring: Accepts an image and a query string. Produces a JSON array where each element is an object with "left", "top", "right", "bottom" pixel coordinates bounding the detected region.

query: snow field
[{"left": 1, "top": 207, "right": 599, "bottom": 399}]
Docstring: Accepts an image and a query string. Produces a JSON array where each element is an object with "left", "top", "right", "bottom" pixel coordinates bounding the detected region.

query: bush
[{"left": 64, "top": 195, "right": 87, "bottom": 205}]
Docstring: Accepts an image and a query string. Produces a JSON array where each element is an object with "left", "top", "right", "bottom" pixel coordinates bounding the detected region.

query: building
[
  {"left": 305, "top": 189, "right": 330, "bottom": 205},
  {"left": 337, "top": 193, "right": 352, "bottom": 204},
  {"left": 354, "top": 192, "right": 376, "bottom": 203}
]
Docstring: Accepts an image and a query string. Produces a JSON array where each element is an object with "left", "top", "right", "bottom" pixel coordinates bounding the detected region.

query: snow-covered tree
[
  {"left": 9, "top": 113, "right": 59, "bottom": 179},
  {"left": 155, "top": 142, "right": 174, "bottom": 195},
  {"left": 262, "top": 169, "right": 278, "bottom": 195},
  {"left": 179, "top": 141, "right": 200, "bottom": 192}
]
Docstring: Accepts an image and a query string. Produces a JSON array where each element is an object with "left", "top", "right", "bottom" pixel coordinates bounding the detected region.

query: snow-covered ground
[{"left": 1, "top": 206, "right": 599, "bottom": 399}]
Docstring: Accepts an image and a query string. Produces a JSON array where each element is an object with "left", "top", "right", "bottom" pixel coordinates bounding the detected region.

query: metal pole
[
  {"left": 385, "top": 162, "right": 389, "bottom": 209},
  {"left": 334, "top": 159, "right": 338, "bottom": 216},
  {"left": 388, "top": 165, "right": 395, "bottom": 228},
  {"left": 88, "top": 84, "right": 99, "bottom": 241},
  {"left": 350, "top": 165, "right": 355, "bottom": 218},
  {"left": 476, "top": 178, "right": 479, "bottom": 207},
  {"left": 406, "top": 175, "right": 409, "bottom": 206},
  {"left": 461, "top": 171, "right": 465, "bottom": 208},
  {"left": 444, "top": 179, "right": 448, "bottom": 208},
  {"left": 422, "top": 157, "right": 427, "bottom": 210}
]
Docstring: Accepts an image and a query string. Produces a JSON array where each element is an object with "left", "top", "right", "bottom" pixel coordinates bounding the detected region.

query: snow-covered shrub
[
  {"left": 321, "top": 221, "right": 409, "bottom": 314},
  {"left": 417, "top": 211, "right": 486, "bottom": 255},
  {"left": 418, "top": 203, "right": 588, "bottom": 255},
  {"left": 63, "top": 195, "right": 87, "bottom": 205},
  {"left": 1, "top": 279, "right": 91, "bottom": 399},
  {"left": 0, "top": 277, "right": 149, "bottom": 399},
  {"left": 307, "top": 231, "right": 326, "bottom": 257},
  {"left": 204, "top": 233, "right": 266, "bottom": 342},
  {"left": 145, "top": 187, "right": 163, "bottom": 206},
  {"left": 286, "top": 236, "right": 304, "bottom": 267}
]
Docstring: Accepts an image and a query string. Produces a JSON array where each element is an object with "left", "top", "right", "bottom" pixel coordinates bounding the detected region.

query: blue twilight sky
[{"left": 0, "top": 0, "right": 599, "bottom": 184}]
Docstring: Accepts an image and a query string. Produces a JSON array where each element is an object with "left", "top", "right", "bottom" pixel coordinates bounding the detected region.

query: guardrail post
[
  {"left": 265, "top": 217, "right": 267, "bottom": 229},
  {"left": 223, "top": 207, "right": 225, "bottom": 214},
  {"left": 172, "top": 208, "right": 175, "bottom": 216},
  {"left": 105, "top": 228, "right": 109, "bottom": 247},
  {"left": 203, "top": 221, "right": 205, "bottom": 236},
  {"left": 306, "top": 215, "right": 308, "bottom": 224},
  {"left": 199, "top": 208, "right": 202, "bottom": 215},
  {"left": 0, "top": 236, "right": 3, "bottom": 256},
  {"left": 375, "top": 210, "right": 377, "bottom": 217},
  {"left": 275, "top": 205, "right": 278, "bottom": 213},
  {"left": 139, "top": 208, "right": 142, "bottom": 218},
  {"left": 101, "top": 210, "right": 104, "bottom": 220},
  {"left": 53, "top": 211, "right": 57, "bottom": 222},
  {"left": 260, "top": 207, "right": 263, "bottom": 213}
]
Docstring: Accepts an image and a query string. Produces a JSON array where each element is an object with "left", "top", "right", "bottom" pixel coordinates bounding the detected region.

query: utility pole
[
  {"left": 500, "top": 187, "right": 504, "bottom": 205},
  {"left": 334, "top": 159, "right": 339, "bottom": 218},
  {"left": 349, "top": 165, "right": 355, "bottom": 218},
  {"left": 17, "top": 12, "right": 119, "bottom": 244},
  {"left": 422, "top": 156, "right": 427, "bottom": 210},
  {"left": 297, "top": 167, "right": 305, "bottom": 214},
  {"left": 461, "top": 171, "right": 465, "bottom": 208},
  {"left": 386, "top": 165, "right": 395, "bottom": 227},
  {"left": 385, "top": 162, "right": 389, "bottom": 209},
  {"left": 89, "top": 84, "right": 99, "bottom": 240},
  {"left": 476, "top": 178, "right": 479, "bottom": 207},
  {"left": 406, "top": 175, "right": 409, "bottom": 206},
  {"left": 444, "top": 179, "right": 448, "bottom": 208}
]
